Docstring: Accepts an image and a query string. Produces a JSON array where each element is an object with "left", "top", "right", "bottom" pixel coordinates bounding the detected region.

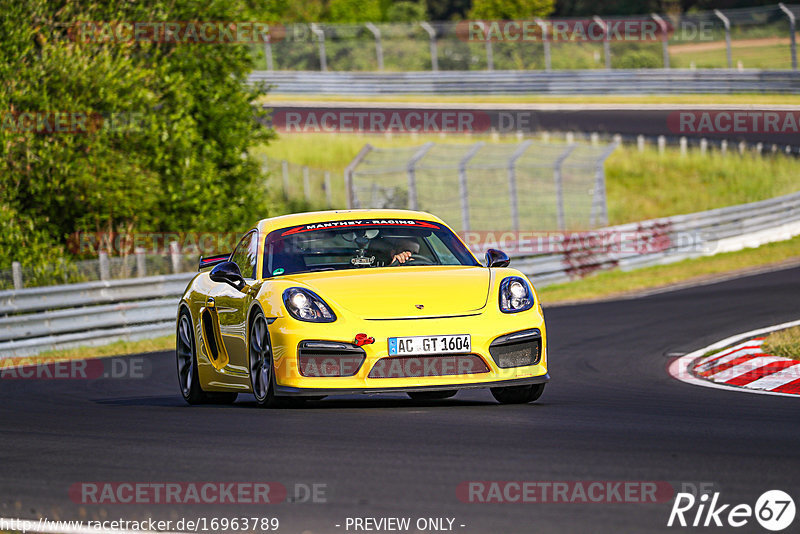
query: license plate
[{"left": 388, "top": 334, "right": 471, "bottom": 356}]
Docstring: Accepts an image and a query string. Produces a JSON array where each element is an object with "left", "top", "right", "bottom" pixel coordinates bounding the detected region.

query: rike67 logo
[{"left": 668, "top": 490, "right": 795, "bottom": 531}]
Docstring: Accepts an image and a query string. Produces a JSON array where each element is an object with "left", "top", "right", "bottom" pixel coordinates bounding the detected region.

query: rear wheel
[
  {"left": 249, "top": 311, "right": 279, "bottom": 408},
  {"left": 177, "top": 310, "right": 238, "bottom": 404},
  {"left": 407, "top": 390, "right": 458, "bottom": 400},
  {"left": 490, "top": 383, "right": 546, "bottom": 404}
]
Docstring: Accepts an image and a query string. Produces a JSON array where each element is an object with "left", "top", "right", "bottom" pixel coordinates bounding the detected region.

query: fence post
[
  {"left": 99, "top": 251, "right": 110, "bottom": 281},
  {"left": 263, "top": 41, "right": 274, "bottom": 71},
  {"left": 658, "top": 135, "right": 666, "bottom": 154},
  {"left": 324, "top": 171, "right": 333, "bottom": 207},
  {"left": 680, "top": 136, "right": 688, "bottom": 156},
  {"left": 637, "top": 135, "right": 645, "bottom": 152},
  {"left": 12, "top": 261, "right": 23, "bottom": 290},
  {"left": 651, "top": 13, "right": 670, "bottom": 69},
  {"left": 780, "top": 3, "right": 798, "bottom": 71},
  {"left": 477, "top": 22, "right": 494, "bottom": 71},
  {"left": 593, "top": 16, "right": 611, "bottom": 69},
  {"left": 535, "top": 18, "right": 552, "bottom": 71},
  {"left": 281, "top": 160, "right": 290, "bottom": 198},
  {"left": 406, "top": 142, "right": 435, "bottom": 211},
  {"left": 721, "top": 139, "right": 728, "bottom": 155},
  {"left": 344, "top": 144, "right": 374, "bottom": 209},
  {"left": 365, "top": 23, "right": 384, "bottom": 71},
  {"left": 169, "top": 241, "right": 181, "bottom": 274},
  {"left": 310, "top": 23, "right": 327, "bottom": 72},
  {"left": 135, "top": 248, "right": 146, "bottom": 278},
  {"left": 591, "top": 143, "right": 618, "bottom": 228},
  {"left": 553, "top": 144, "right": 578, "bottom": 231},
  {"left": 458, "top": 143, "right": 484, "bottom": 232},
  {"left": 700, "top": 138, "right": 708, "bottom": 155},
  {"left": 303, "top": 166, "right": 311, "bottom": 202},
  {"left": 714, "top": 10, "right": 733, "bottom": 68},
  {"left": 507, "top": 141, "right": 532, "bottom": 232},
  {"left": 420, "top": 22, "right": 438, "bottom": 71}
]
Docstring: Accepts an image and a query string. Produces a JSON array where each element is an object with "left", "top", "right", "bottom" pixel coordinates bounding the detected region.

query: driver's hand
[{"left": 391, "top": 251, "right": 414, "bottom": 264}]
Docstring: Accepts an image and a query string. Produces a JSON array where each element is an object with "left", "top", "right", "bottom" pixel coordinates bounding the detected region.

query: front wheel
[
  {"left": 249, "top": 311, "right": 279, "bottom": 408},
  {"left": 490, "top": 383, "right": 546, "bottom": 404}
]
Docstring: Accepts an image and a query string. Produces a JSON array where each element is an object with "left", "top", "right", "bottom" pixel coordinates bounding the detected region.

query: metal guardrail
[
  {"left": 0, "top": 273, "right": 193, "bottom": 358},
  {"left": 250, "top": 70, "right": 800, "bottom": 95},
  {"left": 1, "top": 191, "right": 799, "bottom": 358}
]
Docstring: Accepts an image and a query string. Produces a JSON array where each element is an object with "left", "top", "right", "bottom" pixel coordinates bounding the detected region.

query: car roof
[{"left": 255, "top": 209, "right": 448, "bottom": 234}]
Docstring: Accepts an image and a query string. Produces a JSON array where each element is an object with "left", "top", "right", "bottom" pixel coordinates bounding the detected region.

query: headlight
[
  {"left": 499, "top": 277, "right": 534, "bottom": 313},
  {"left": 283, "top": 288, "right": 336, "bottom": 322}
]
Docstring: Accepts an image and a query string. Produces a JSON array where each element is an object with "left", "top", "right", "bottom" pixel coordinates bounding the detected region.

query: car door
[{"left": 209, "top": 229, "right": 259, "bottom": 375}]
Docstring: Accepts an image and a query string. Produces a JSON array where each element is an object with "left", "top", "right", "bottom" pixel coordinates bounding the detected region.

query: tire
[
  {"left": 177, "top": 309, "right": 238, "bottom": 405},
  {"left": 407, "top": 390, "right": 458, "bottom": 400},
  {"left": 249, "top": 311, "right": 280, "bottom": 408},
  {"left": 490, "top": 383, "right": 546, "bottom": 404}
]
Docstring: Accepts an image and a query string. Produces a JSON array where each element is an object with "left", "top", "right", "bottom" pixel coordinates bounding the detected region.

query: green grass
[
  {"left": 671, "top": 43, "right": 794, "bottom": 70},
  {"left": 763, "top": 326, "right": 800, "bottom": 361},
  {"left": 3, "top": 336, "right": 173, "bottom": 369},
  {"left": 255, "top": 134, "right": 800, "bottom": 225},
  {"left": 605, "top": 145, "right": 800, "bottom": 224},
  {"left": 537, "top": 234, "right": 800, "bottom": 304}
]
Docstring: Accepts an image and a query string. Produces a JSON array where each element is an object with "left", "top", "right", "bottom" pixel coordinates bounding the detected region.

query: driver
[
  {"left": 369, "top": 237, "right": 420, "bottom": 266},
  {"left": 389, "top": 238, "right": 420, "bottom": 264}
]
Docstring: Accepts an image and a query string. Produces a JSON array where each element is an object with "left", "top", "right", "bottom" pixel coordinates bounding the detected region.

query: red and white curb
[{"left": 669, "top": 319, "right": 800, "bottom": 398}]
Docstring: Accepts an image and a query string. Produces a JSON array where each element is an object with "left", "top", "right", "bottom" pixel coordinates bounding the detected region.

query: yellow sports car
[{"left": 176, "top": 209, "right": 548, "bottom": 407}]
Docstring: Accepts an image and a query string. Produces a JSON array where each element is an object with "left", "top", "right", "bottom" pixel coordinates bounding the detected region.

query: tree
[
  {"left": 0, "top": 0, "right": 277, "bottom": 270},
  {"left": 469, "top": 0, "right": 555, "bottom": 19}
]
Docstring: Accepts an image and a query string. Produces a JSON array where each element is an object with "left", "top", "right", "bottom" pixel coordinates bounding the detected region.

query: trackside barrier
[
  {"left": 248, "top": 70, "right": 800, "bottom": 95},
  {"left": 1, "top": 191, "right": 799, "bottom": 358}
]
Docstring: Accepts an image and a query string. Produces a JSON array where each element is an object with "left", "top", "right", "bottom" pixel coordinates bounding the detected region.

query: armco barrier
[
  {"left": 0, "top": 273, "right": 193, "bottom": 358},
  {"left": 1, "top": 191, "right": 799, "bottom": 358},
  {"left": 249, "top": 70, "right": 800, "bottom": 95}
]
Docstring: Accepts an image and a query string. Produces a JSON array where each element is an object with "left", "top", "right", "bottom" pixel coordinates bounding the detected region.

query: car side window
[{"left": 230, "top": 230, "right": 258, "bottom": 279}]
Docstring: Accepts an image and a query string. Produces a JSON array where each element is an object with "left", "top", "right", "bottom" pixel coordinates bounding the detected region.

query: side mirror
[
  {"left": 485, "top": 249, "right": 510, "bottom": 268},
  {"left": 210, "top": 261, "right": 246, "bottom": 291}
]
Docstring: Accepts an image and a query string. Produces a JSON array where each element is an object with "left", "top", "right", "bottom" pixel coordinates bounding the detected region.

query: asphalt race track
[{"left": 1, "top": 266, "right": 799, "bottom": 533}]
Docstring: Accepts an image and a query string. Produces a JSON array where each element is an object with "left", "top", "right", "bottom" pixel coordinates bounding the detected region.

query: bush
[{"left": 0, "top": 0, "right": 277, "bottom": 270}]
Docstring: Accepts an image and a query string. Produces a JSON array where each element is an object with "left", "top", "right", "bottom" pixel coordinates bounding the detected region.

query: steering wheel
[{"left": 390, "top": 254, "right": 436, "bottom": 266}]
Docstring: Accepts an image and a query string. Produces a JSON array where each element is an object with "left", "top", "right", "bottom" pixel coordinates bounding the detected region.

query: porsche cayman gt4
[{"left": 176, "top": 209, "right": 549, "bottom": 406}]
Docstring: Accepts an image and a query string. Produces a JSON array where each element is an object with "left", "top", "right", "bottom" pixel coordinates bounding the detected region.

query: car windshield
[{"left": 263, "top": 218, "right": 479, "bottom": 277}]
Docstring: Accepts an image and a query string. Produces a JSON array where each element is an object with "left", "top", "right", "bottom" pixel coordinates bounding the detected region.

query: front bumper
[
  {"left": 269, "top": 307, "right": 548, "bottom": 395},
  {"left": 274, "top": 374, "right": 550, "bottom": 396}
]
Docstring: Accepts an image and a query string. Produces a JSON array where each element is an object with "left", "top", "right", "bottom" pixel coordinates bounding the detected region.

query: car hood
[{"left": 286, "top": 266, "right": 491, "bottom": 319}]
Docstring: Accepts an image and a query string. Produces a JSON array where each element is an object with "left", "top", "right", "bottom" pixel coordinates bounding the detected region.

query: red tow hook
[{"left": 354, "top": 333, "right": 375, "bottom": 347}]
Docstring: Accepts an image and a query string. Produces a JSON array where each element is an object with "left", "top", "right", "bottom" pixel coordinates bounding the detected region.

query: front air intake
[
  {"left": 489, "top": 329, "right": 542, "bottom": 368},
  {"left": 297, "top": 341, "right": 366, "bottom": 377}
]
